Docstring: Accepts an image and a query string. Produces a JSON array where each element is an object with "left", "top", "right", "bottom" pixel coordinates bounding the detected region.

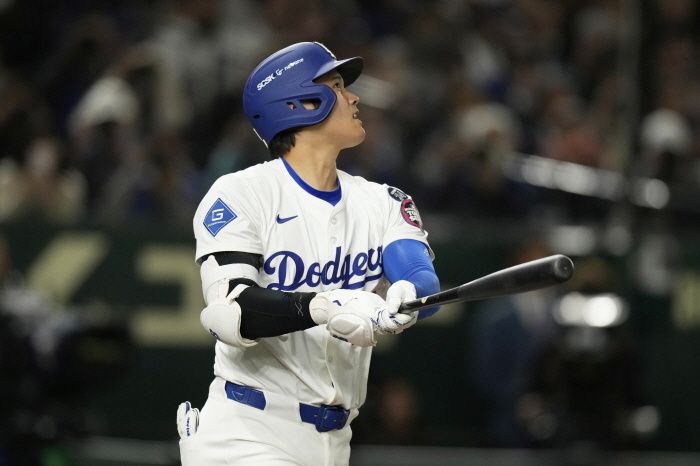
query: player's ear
[{"left": 300, "top": 99, "right": 321, "bottom": 110}]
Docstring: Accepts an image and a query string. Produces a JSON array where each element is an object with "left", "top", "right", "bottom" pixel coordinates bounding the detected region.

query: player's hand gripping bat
[{"left": 398, "top": 254, "right": 574, "bottom": 314}]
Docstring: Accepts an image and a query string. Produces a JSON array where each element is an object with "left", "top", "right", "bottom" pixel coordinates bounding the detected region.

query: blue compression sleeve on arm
[{"left": 383, "top": 239, "right": 441, "bottom": 319}]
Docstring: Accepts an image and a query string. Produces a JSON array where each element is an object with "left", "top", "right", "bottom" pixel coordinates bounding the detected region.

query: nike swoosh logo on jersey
[{"left": 276, "top": 214, "right": 298, "bottom": 224}]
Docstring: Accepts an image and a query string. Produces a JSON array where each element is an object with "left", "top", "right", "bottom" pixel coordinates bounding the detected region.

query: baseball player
[{"left": 177, "top": 42, "right": 440, "bottom": 466}]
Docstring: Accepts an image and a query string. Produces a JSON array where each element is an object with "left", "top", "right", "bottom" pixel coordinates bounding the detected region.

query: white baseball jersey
[{"left": 193, "top": 158, "right": 432, "bottom": 410}]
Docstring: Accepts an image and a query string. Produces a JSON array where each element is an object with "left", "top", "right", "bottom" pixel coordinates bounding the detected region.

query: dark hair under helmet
[{"left": 243, "top": 42, "right": 363, "bottom": 146}]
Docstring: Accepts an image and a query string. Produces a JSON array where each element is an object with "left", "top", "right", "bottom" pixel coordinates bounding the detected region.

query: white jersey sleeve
[
  {"left": 193, "top": 173, "right": 264, "bottom": 262},
  {"left": 380, "top": 185, "right": 435, "bottom": 260}
]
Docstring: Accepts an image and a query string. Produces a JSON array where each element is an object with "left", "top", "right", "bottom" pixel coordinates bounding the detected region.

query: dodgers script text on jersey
[{"left": 264, "top": 246, "right": 384, "bottom": 290}]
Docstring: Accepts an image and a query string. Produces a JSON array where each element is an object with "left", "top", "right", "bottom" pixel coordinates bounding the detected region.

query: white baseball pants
[{"left": 179, "top": 377, "right": 356, "bottom": 466}]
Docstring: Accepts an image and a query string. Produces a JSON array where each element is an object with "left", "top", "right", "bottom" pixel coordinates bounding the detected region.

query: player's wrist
[
  {"left": 309, "top": 289, "right": 357, "bottom": 325},
  {"left": 309, "top": 292, "right": 331, "bottom": 325}
]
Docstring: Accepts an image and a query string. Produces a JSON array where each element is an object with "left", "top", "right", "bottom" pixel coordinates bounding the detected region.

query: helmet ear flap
[
  {"left": 308, "top": 83, "right": 337, "bottom": 117},
  {"left": 268, "top": 83, "right": 337, "bottom": 138}
]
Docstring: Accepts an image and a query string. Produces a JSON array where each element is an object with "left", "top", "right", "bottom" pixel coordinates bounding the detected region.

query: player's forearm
[
  {"left": 403, "top": 268, "right": 440, "bottom": 318},
  {"left": 383, "top": 239, "right": 441, "bottom": 318},
  {"left": 231, "top": 280, "right": 318, "bottom": 339}
]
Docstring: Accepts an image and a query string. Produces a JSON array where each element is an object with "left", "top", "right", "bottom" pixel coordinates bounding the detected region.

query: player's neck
[{"left": 283, "top": 145, "right": 338, "bottom": 192}]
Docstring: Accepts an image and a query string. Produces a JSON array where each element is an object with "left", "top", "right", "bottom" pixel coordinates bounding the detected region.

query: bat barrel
[
  {"left": 552, "top": 254, "right": 574, "bottom": 282},
  {"left": 398, "top": 254, "right": 574, "bottom": 314},
  {"left": 454, "top": 254, "right": 573, "bottom": 302}
]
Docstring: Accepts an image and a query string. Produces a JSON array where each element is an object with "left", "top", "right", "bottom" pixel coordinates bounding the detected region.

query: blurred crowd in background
[
  {"left": 1, "top": 0, "right": 699, "bottom": 465},
  {"left": 0, "top": 0, "right": 699, "bottom": 227}
]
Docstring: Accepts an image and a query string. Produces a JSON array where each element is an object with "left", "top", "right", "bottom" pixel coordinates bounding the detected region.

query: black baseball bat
[{"left": 398, "top": 254, "right": 574, "bottom": 314}]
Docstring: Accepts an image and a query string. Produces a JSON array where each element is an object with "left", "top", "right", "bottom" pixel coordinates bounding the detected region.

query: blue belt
[
  {"left": 225, "top": 381, "right": 267, "bottom": 410},
  {"left": 225, "top": 381, "right": 350, "bottom": 433}
]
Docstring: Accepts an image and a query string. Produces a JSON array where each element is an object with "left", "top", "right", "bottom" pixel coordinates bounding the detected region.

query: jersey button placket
[{"left": 327, "top": 211, "right": 344, "bottom": 258}]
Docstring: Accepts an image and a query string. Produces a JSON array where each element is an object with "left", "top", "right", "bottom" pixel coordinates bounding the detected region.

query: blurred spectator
[
  {"left": 411, "top": 90, "right": 527, "bottom": 215},
  {"left": 569, "top": 1, "right": 620, "bottom": 99},
  {"left": 638, "top": 108, "right": 695, "bottom": 183},
  {"left": 148, "top": 0, "right": 274, "bottom": 166},
  {"left": 471, "top": 239, "right": 559, "bottom": 447},
  {"left": 540, "top": 88, "right": 607, "bottom": 167},
  {"left": 0, "top": 62, "right": 53, "bottom": 167},
  {"left": 519, "top": 256, "right": 655, "bottom": 451},
  {"left": 67, "top": 75, "right": 143, "bottom": 217},
  {"left": 0, "top": 137, "right": 86, "bottom": 223},
  {"left": 351, "top": 376, "right": 426, "bottom": 446},
  {"left": 204, "top": 108, "right": 273, "bottom": 185},
  {"left": 99, "top": 129, "right": 201, "bottom": 226},
  {"left": 263, "top": 0, "right": 331, "bottom": 45},
  {"left": 36, "top": 13, "right": 121, "bottom": 130},
  {"left": 472, "top": 247, "right": 655, "bottom": 451}
]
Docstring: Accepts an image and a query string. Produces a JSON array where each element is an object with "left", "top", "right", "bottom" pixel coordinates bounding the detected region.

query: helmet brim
[{"left": 314, "top": 57, "right": 364, "bottom": 87}]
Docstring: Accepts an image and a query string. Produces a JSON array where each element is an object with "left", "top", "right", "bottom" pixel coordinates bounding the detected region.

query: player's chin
[
  {"left": 348, "top": 127, "right": 366, "bottom": 147},
  {"left": 337, "top": 125, "right": 366, "bottom": 149}
]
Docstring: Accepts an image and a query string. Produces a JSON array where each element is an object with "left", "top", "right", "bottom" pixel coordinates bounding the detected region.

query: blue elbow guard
[{"left": 383, "top": 239, "right": 441, "bottom": 319}]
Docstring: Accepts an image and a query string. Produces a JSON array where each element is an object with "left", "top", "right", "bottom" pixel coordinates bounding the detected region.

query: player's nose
[{"left": 347, "top": 91, "right": 359, "bottom": 106}]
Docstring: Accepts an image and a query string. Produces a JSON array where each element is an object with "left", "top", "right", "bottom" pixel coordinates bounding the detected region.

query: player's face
[{"left": 312, "top": 71, "right": 365, "bottom": 148}]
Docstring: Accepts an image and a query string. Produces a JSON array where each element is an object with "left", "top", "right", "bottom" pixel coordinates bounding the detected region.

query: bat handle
[
  {"left": 397, "top": 287, "right": 460, "bottom": 314},
  {"left": 397, "top": 300, "right": 425, "bottom": 314},
  {"left": 397, "top": 300, "right": 420, "bottom": 314}
]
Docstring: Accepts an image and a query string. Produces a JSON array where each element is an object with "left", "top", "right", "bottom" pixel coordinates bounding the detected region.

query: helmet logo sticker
[
  {"left": 257, "top": 58, "right": 305, "bottom": 91},
  {"left": 257, "top": 73, "right": 276, "bottom": 91},
  {"left": 284, "top": 58, "right": 304, "bottom": 70}
]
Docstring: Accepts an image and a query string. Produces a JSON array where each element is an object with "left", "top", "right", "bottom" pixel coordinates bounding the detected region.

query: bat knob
[{"left": 552, "top": 255, "right": 574, "bottom": 282}]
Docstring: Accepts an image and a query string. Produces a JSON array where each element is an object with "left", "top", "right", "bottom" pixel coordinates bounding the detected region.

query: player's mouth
[{"left": 353, "top": 111, "right": 361, "bottom": 123}]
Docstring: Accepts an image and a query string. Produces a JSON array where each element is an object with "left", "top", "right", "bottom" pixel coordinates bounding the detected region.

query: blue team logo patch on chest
[{"left": 204, "top": 198, "right": 237, "bottom": 236}]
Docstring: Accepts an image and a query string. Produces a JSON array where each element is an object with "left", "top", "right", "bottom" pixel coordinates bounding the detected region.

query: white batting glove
[
  {"left": 310, "top": 289, "right": 386, "bottom": 347},
  {"left": 385, "top": 280, "right": 417, "bottom": 315},
  {"left": 176, "top": 401, "right": 199, "bottom": 439},
  {"left": 371, "top": 307, "right": 417, "bottom": 334},
  {"left": 375, "top": 280, "right": 418, "bottom": 334},
  {"left": 310, "top": 288, "right": 417, "bottom": 345}
]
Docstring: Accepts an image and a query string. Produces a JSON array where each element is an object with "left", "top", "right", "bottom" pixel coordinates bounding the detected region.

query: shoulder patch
[
  {"left": 204, "top": 198, "right": 237, "bottom": 236},
  {"left": 388, "top": 186, "right": 409, "bottom": 202},
  {"left": 401, "top": 199, "right": 424, "bottom": 230}
]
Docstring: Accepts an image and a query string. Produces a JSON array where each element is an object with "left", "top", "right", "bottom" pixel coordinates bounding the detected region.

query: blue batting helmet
[{"left": 243, "top": 42, "right": 363, "bottom": 146}]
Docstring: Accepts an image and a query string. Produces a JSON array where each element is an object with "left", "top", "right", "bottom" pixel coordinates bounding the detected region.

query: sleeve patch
[
  {"left": 204, "top": 198, "right": 237, "bottom": 236},
  {"left": 401, "top": 199, "right": 424, "bottom": 230},
  {"left": 388, "top": 186, "right": 409, "bottom": 202}
]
